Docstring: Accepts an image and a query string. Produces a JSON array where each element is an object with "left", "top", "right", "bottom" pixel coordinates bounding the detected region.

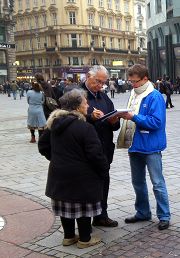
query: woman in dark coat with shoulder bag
[{"left": 38, "top": 89, "right": 109, "bottom": 249}]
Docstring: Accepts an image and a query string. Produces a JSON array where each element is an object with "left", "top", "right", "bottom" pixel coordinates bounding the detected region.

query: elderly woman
[
  {"left": 27, "top": 82, "right": 46, "bottom": 143},
  {"left": 38, "top": 89, "right": 109, "bottom": 249}
]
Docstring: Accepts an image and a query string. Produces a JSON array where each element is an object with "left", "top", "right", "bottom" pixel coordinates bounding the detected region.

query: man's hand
[
  {"left": 91, "top": 108, "right": 104, "bottom": 120},
  {"left": 118, "top": 112, "right": 134, "bottom": 120}
]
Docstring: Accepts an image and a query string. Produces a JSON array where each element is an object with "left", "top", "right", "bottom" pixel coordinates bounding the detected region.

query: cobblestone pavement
[{"left": 0, "top": 92, "right": 180, "bottom": 258}]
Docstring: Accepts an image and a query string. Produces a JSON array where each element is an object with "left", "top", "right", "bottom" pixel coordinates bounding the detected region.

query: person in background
[
  {"left": 117, "top": 64, "right": 171, "bottom": 230},
  {"left": 35, "top": 73, "right": 57, "bottom": 119},
  {"left": 164, "top": 76, "right": 174, "bottom": 109},
  {"left": 10, "top": 80, "right": 18, "bottom": 100},
  {"left": 109, "top": 78, "right": 116, "bottom": 98},
  {"left": 27, "top": 82, "right": 46, "bottom": 143},
  {"left": 81, "top": 65, "right": 120, "bottom": 227},
  {"left": 38, "top": 89, "right": 109, "bottom": 248}
]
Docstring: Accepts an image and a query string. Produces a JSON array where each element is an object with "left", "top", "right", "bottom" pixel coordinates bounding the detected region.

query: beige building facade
[{"left": 14, "top": 0, "right": 146, "bottom": 81}]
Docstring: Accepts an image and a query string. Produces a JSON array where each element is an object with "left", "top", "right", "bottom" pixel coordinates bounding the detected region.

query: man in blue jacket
[
  {"left": 117, "top": 64, "right": 170, "bottom": 230},
  {"left": 81, "top": 65, "right": 120, "bottom": 227}
]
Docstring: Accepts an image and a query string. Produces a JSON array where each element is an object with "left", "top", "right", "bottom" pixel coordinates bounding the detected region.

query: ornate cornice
[
  {"left": 64, "top": 5, "right": 79, "bottom": 11},
  {"left": 86, "top": 7, "right": 96, "bottom": 13}
]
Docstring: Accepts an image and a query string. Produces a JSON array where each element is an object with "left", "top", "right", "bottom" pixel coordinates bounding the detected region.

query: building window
[
  {"left": 19, "top": 18, "right": 24, "bottom": 31},
  {"left": 68, "top": 57, "right": 79, "bottom": 65},
  {"left": 42, "top": 0, "right": 46, "bottom": 5},
  {"left": 68, "top": 0, "right": 75, "bottom": 2},
  {"left": 52, "top": 13, "right": 57, "bottom": 25},
  {"left": 99, "top": 0, "right": 104, "bottom": 7},
  {"left": 166, "top": 0, "right": 173, "bottom": 8},
  {"left": 87, "top": 0, "right": 93, "bottom": 4},
  {"left": 38, "top": 58, "right": 43, "bottom": 66},
  {"left": 88, "top": 13, "right": 94, "bottom": 25},
  {"left": 51, "top": 0, "right": 56, "bottom": 4},
  {"left": 71, "top": 34, "right": 77, "bottom": 48},
  {"left": 126, "top": 21, "right": 130, "bottom": 31},
  {"left": 101, "top": 36, "right": 106, "bottom": 47},
  {"left": 0, "top": 51, "right": 6, "bottom": 64},
  {"left": 18, "top": 0, "right": 22, "bottom": 10},
  {"left": 138, "top": 5, "right": 141, "bottom": 15},
  {"left": 91, "top": 58, "right": 98, "bottom": 65},
  {"left": 42, "top": 14, "right": 47, "bottom": 27},
  {"left": 0, "top": 27, "right": 5, "bottom": 42},
  {"left": 115, "top": 0, "right": 120, "bottom": 11},
  {"left": 107, "top": 0, "right": 112, "bottom": 9},
  {"left": 108, "top": 17, "right": 113, "bottom": 29},
  {"left": 124, "top": 1, "right": 129, "bottom": 13},
  {"left": 27, "top": 17, "right": 32, "bottom": 29},
  {"left": 99, "top": 15, "right": 104, "bottom": 27},
  {"left": 147, "top": 3, "right": 151, "bottom": 18},
  {"left": 156, "top": 0, "right": 162, "bottom": 13},
  {"left": 158, "top": 27, "right": 164, "bottom": 46},
  {"left": 110, "top": 37, "right": 113, "bottom": 48},
  {"left": 174, "top": 23, "right": 180, "bottom": 43},
  {"left": 116, "top": 18, "right": 121, "bottom": 30},
  {"left": 139, "top": 20, "right": 142, "bottom": 31},
  {"left": 79, "top": 34, "right": 82, "bottom": 46},
  {"left": 34, "top": 16, "right": 39, "bottom": 28},
  {"left": 118, "top": 38, "right": 121, "bottom": 49},
  {"left": 69, "top": 12, "right": 76, "bottom": 24},
  {"left": 26, "top": 0, "right": 30, "bottom": 9},
  {"left": 37, "top": 37, "right": 41, "bottom": 49},
  {"left": 34, "top": 0, "right": 38, "bottom": 7}
]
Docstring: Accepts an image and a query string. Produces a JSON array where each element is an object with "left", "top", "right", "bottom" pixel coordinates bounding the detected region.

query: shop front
[
  {"left": 59, "top": 67, "right": 90, "bottom": 82},
  {"left": 174, "top": 46, "right": 180, "bottom": 78}
]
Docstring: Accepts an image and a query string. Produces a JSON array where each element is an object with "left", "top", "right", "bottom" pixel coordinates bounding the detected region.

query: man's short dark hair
[{"left": 128, "top": 64, "right": 149, "bottom": 79}]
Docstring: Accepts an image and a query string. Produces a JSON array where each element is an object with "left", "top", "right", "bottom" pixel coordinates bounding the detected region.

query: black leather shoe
[
  {"left": 92, "top": 217, "right": 118, "bottom": 227},
  {"left": 125, "top": 216, "right": 151, "bottom": 224},
  {"left": 158, "top": 220, "right": 169, "bottom": 230}
]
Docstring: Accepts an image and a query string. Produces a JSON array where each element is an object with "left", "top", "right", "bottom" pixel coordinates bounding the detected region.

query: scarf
[{"left": 117, "top": 81, "right": 154, "bottom": 149}]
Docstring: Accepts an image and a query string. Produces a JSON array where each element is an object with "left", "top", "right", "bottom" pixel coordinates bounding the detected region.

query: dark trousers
[
  {"left": 60, "top": 217, "right": 91, "bottom": 242},
  {"left": 94, "top": 173, "right": 110, "bottom": 220},
  {"left": 166, "top": 94, "right": 173, "bottom": 108},
  {"left": 110, "top": 90, "right": 115, "bottom": 98}
]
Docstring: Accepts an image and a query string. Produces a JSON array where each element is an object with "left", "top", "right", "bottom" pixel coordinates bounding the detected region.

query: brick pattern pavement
[{"left": 0, "top": 93, "right": 180, "bottom": 257}]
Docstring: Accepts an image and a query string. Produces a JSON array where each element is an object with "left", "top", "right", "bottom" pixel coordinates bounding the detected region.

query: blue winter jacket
[{"left": 129, "top": 89, "right": 167, "bottom": 154}]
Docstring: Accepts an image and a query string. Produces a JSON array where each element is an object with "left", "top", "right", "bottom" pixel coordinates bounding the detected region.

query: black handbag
[{"left": 45, "top": 96, "right": 59, "bottom": 111}]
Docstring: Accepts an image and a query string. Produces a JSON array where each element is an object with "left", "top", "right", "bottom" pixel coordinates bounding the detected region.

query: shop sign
[{"left": 0, "top": 43, "right": 15, "bottom": 49}]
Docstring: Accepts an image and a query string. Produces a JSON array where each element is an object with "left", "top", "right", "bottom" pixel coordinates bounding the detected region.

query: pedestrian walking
[
  {"left": 10, "top": 81, "right": 18, "bottom": 100},
  {"left": 109, "top": 78, "right": 116, "bottom": 98},
  {"left": 164, "top": 77, "right": 174, "bottom": 109},
  {"left": 81, "top": 65, "right": 120, "bottom": 227},
  {"left": 38, "top": 89, "right": 109, "bottom": 248},
  {"left": 27, "top": 82, "right": 46, "bottom": 143},
  {"left": 117, "top": 64, "right": 171, "bottom": 230},
  {"left": 35, "top": 73, "right": 58, "bottom": 119}
]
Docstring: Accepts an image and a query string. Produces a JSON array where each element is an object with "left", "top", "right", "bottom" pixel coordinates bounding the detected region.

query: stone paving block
[{"left": 36, "top": 231, "right": 64, "bottom": 248}]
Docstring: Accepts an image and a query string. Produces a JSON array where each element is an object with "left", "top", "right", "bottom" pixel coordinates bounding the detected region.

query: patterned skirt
[{"left": 51, "top": 199, "right": 102, "bottom": 219}]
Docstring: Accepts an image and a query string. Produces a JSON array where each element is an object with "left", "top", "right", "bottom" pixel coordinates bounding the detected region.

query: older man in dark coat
[{"left": 81, "top": 65, "right": 120, "bottom": 227}]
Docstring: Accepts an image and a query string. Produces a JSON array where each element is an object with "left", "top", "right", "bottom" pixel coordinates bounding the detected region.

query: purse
[{"left": 45, "top": 96, "right": 59, "bottom": 111}]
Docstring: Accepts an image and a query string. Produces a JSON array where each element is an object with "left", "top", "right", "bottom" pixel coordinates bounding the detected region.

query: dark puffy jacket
[{"left": 38, "top": 110, "right": 109, "bottom": 203}]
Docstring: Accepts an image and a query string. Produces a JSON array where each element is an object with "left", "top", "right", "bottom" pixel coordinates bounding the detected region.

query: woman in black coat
[{"left": 38, "top": 89, "right": 109, "bottom": 249}]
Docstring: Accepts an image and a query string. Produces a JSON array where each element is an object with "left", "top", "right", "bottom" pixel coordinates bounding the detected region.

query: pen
[{"left": 93, "top": 107, "right": 98, "bottom": 111}]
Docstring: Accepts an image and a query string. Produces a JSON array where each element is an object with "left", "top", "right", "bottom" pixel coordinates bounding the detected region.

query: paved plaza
[{"left": 0, "top": 92, "right": 180, "bottom": 258}]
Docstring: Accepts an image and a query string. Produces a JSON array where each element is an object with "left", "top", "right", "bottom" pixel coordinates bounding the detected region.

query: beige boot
[
  {"left": 62, "top": 235, "right": 79, "bottom": 246},
  {"left": 77, "top": 236, "right": 101, "bottom": 249}
]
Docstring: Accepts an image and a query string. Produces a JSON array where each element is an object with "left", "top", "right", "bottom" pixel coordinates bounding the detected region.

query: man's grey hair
[
  {"left": 88, "top": 65, "right": 109, "bottom": 78},
  {"left": 59, "top": 89, "right": 87, "bottom": 111}
]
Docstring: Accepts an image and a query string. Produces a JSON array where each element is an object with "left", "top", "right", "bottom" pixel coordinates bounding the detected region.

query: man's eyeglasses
[
  {"left": 95, "top": 79, "right": 107, "bottom": 85},
  {"left": 129, "top": 79, "right": 142, "bottom": 84}
]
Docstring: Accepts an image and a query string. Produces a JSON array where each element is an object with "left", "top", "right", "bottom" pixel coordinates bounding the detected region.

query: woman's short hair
[
  {"left": 128, "top": 64, "right": 149, "bottom": 79},
  {"left": 59, "top": 89, "right": 87, "bottom": 111},
  {"left": 32, "top": 82, "right": 42, "bottom": 92},
  {"left": 35, "top": 73, "right": 45, "bottom": 82}
]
